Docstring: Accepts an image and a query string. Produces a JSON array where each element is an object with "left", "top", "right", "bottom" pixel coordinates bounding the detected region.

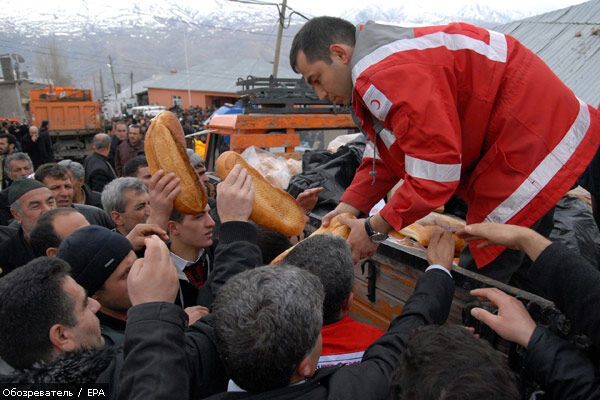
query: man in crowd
[
  {"left": 84, "top": 133, "right": 117, "bottom": 192},
  {"left": 0, "top": 133, "right": 17, "bottom": 190},
  {"left": 123, "top": 155, "right": 152, "bottom": 188},
  {"left": 21, "top": 125, "right": 54, "bottom": 169},
  {"left": 0, "top": 179, "right": 56, "bottom": 275},
  {"left": 29, "top": 208, "right": 90, "bottom": 257},
  {"left": 58, "top": 159, "right": 103, "bottom": 209},
  {"left": 58, "top": 225, "right": 135, "bottom": 345},
  {"left": 290, "top": 17, "right": 600, "bottom": 283},
  {"left": 108, "top": 120, "right": 128, "bottom": 168},
  {"left": 34, "top": 163, "right": 114, "bottom": 228},
  {"left": 0, "top": 153, "right": 34, "bottom": 225},
  {"left": 101, "top": 177, "right": 150, "bottom": 236},
  {"left": 115, "top": 124, "right": 144, "bottom": 176},
  {"left": 283, "top": 234, "right": 383, "bottom": 367}
]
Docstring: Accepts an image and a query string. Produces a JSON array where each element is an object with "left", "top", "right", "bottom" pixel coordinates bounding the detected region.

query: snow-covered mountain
[{"left": 0, "top": 1, "right": 544, "bottom": 90}]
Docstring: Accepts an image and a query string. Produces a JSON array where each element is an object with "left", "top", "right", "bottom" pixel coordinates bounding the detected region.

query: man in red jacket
[{"left": 290, "top": 17, "right": 600, "bottom": 281}]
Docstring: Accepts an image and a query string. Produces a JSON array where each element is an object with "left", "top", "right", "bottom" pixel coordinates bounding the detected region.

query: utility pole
[
  {"left": 272, "top": 0, "right": 287, "bottom": 78},
  {"left": 108, "top": 55, "right": 118, "bottom": 100},
  {"left": 130, "top": 71, "right": 134, "bottom": 99},
  {"left": 99, "top": 69, "right": 105, "bottom": 100}
]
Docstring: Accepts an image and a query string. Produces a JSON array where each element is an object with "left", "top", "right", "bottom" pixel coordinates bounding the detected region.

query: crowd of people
[{"left": 0, "top": 15, "right": 599, "bottom": 400}]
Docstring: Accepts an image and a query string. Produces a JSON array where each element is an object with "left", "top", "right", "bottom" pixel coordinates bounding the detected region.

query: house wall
[{"left": 147, "top": 88, "right": 238, "bottom": 109}]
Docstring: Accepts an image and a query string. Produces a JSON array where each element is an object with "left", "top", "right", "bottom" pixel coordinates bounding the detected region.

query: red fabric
[
  {"left": 341, "top": 22, "right": 600, "bottom": 267},
  {"left": 318, "top": 316, "right": 384, "bottom": 367}
]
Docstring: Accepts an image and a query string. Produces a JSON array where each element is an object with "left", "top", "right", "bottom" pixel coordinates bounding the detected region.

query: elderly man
[
  {"left": 58, "top": 159, "right": 103, "bottom": 208},
  {"left": 21, "top": 125, "right": 54, "bottom": 169},
  {"left": 115, "top": 124, "right": 144, "bottom": 177},
  {"left": 34, "top": 163, "right": 114, "bottom": 229},
  {"left": 0, "top": 152, "right": 34, "bottom": 225},
  {"left": 0, "top": 179, "right": 56, "bottom": 275},
  {"left": 29, "top": 207, "right": 90, "bottom": 257},
  {"left": 101, "top": 177, "right": 150, "bottom": 236},
  {"left": 84, "top": 133, "right": 117, "bottom": 192},
  {"left": 290, "top": 17, "right": 600, "bottom": 282}
]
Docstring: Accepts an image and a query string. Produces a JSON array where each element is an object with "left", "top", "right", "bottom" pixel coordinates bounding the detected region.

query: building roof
[
  {"left": 495, "top": 0, "right": 600, "bottom": 107},
  {"left": 145, "top": 57, "right": 299, "bottom": 93}
]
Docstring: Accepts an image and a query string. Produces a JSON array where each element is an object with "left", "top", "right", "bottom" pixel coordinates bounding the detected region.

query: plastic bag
[
  {"left": 241, "top": 146, "right": 292, "bottom": 190},
  {"left": 327, "top": 133, "right": 364, "bottom": 153}
]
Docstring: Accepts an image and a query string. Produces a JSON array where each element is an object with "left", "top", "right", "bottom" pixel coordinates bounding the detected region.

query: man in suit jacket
[{"left": 84, "top": 134, "right": 116, "bottom": 193}]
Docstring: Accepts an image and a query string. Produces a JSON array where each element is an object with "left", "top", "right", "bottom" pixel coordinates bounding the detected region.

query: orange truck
[{"left": 29, "top": 86, "right": 102, "bottom": 160}]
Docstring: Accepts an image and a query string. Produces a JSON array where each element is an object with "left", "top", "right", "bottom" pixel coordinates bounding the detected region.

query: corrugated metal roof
[
  {"left": 495, "top": 0, "right": 600, "bottom": 106},
  {"left": 145, "top": 57, "right": 299, "bottom": 93}
]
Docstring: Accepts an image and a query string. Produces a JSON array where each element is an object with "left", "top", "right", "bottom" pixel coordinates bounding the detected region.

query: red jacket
[{"left": 341, "top": 22, "right": 600, "bottom": 267}]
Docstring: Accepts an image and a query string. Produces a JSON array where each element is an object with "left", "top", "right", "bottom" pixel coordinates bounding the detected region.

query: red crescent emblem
[{"left": 370, "top": 99, "right": 381, "bottom": 110}]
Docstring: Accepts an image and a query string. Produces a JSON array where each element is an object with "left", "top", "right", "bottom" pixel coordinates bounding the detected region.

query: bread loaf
[
  {"left": 145, "top": 111, "right": 207, "bottom": 214},
  {"left": 215, "top": 151, "right": 305, "bottom": 236}
]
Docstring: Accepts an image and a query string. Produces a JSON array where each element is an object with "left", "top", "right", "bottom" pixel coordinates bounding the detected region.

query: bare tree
[{"left": 35, "top": 37, "right": 72, "bottom": 86}]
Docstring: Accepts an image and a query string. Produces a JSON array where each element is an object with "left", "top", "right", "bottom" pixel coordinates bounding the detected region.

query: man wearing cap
[
  {"left": 0, "top": 179, "right": 56, "bottom": 275},
  {"left": 58, "top": 225, "right": 135, "bottom": 345}
]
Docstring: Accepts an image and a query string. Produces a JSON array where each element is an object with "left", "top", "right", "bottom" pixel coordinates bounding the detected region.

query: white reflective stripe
[
  {"left": 486, "top": 99, "right": 591, "bottom": 224},
  {"left": 405, "top": 154, "right": 461, "bottom": 182},
  {"left": 363, "top": 84, "right": 393, "bottom": 121},
  {"left": 362, "top": 141, "right": 380, "bottom": 160},
  {"left": 353, "top": 29, "right": 508, "bottom": 83},
  {"left": 318, "top": 351, "right": 364, "bottom": 367},
  {"left": 378, "top": 128, "right": 396, "bottom": 149}
]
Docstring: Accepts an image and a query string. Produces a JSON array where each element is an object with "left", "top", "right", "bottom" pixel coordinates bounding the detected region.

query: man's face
[
  {"left": 8, "top": 159, "right": 33, "bottom": 180},
  {"left": 61, "top": 276, "right": 104, "bottom": 350},
  {"left": 115, "top": 189, "right": 151, "bottom": 235},
  {"left": 295, "top": 49, "right": 354, "bottom": 106},
  {"left": 0, "top": 138, "right": 9, "bottom": 155},
  {"left": 173, "top": 205, "right": 215, "bottom": 250},
  {"left": 12, "top": 187, "right": 56, "bottom": 235},
  {"left": 128, "top": 127, "right": 142, "bottom": 145},
  {"left": 194, "top": 164, "right": 209, "bottom": 186},
  {"left": 94, "top": 251, "right": 136, "bottom": 313},
  {"left": 114, "top": 124, "right": 127, "bottom": 141},
  {"left": 135, "top": 166, "right": 152, "bottom": 188},
  {"left": 53, "top": 212, "right": 90, "bottom": 240},
  {"left": 43, "top": 176, "right": 74, "bottom": 208}
]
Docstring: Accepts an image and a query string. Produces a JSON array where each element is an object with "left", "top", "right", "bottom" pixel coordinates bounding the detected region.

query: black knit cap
[
  {"left": 58, "top": 225, "right": 133, "bottom": 295},
  {"left": 8, "top": 179, "right": 47, "bottom": 205}
]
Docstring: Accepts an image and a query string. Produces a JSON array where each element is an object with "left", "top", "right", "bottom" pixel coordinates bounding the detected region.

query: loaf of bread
[
  {"left": 390, "top": 214, "right": 466, "bottom": 255},
  {"left": 270, "top": 213, "right": 356, "bottom": 264},
  {"left": 144, "top": 111, "right": 207, "bottom": 214},
  {"left": 215, "top": 151, "right": 305, "bottom": 236}
]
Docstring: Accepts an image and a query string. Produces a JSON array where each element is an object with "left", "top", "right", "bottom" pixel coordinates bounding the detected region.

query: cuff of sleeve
[
  {"left": 218, "top": 221, "right": 258, "bottom": 244},
  {"left": 127, "top": 302, "right": 187, "bottom": 328},
  {"left": 426, "top": 264, "right": 452, "bottom": 278}
]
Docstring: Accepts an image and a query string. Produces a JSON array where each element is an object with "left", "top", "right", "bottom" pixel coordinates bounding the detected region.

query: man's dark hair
[
  {"left": 391, "top": 324, "right": 520, "bottom": 400},
  {"left": 34, "top": 163, "right": 70, "bottom": 183},
  {"left": 0, "top": 257, "right": 76, "bottom": 369},
  {"left": 256, "top": 225, "right": 292, "bottom": 264},
  {"left": 169, "top": 208, "right": 185, "bottom": 223},
  {"left": 30, "top": 208, "right": 82, "bottom": 256},
  {"left": 213, "top": 265, "right": 324, "bottom": 393},
  {"left": 0, "top": 132, "right": 16, "bottom": 146},
  {"left": 290, "top": 16, "right": 356, "bottom": 73},
  {"left": 284, "top": 234, "right": 353, "bottom": 324},
  {"left": 123, "top": 155, "right": 148, "bottom": 177}
]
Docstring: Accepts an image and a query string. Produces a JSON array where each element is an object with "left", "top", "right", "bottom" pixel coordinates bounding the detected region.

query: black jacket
[
  {"left": 83, "top": 184, "right": 103, "bottom": 209},
  {"left": 529, "top": 242, "right": 600, "bottom": 347},
  {"left": 84, "top": 152, "right": 116, "bottom": 193},
  {"left": 120, "top": 268, "right": 455, "bottom": 400},
  {"left": 73, "top": 203, "right": 114, "bottom": 229},
  {"left": 524, "top": 326, "right": 600, "bottom": 400},
  {"left": 0, "top": 227, "right": 34, "bottom": 276},
  {"left": 21, "top": 132, "right": 54, "bottom": 169}
]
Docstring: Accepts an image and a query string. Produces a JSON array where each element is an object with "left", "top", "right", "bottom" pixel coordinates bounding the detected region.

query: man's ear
[
  {"left": 10, "top": 207, "right": 21, "bottom": 224},
  {"left": 341, "top": 292, "right": 354, "bottom": 314},
  {"left": 49, "top": 323, "right": 78, "bottom": 353},
  {"left": 46, "top": 247, "right": 58, "bottom": 257},
  {"left": 166, "top": 220, "right": 178, "bottom": 236},
  {"left": 111, "top": 211, "right": 123, "bottom": 227},
  {"left": 329, "top": 44, "right": 353, "bottom": 64}
]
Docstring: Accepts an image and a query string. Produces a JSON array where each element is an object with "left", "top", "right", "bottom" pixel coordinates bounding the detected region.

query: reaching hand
[
  {"left": 184, "top": 306, "right": 210, "bottom": 326},
  {"left": 295, "top": 187, "right": 324, "bottom": 214},
  {"left": 426, "top": 228, "right": 454, "bottom": 271},
  {"left": 217, "top": 164, "right": 255, "bottom": 223},
  {"left": 322, "top": 202, "right": 360, "bottom": 228},
  {"left": 126, "top": 223, "right": 169, "bottom": 251},
  {"left": 469, "top": 287, "right": 537, "bottom": 347},
  {"left": 337, "top": 215, "right": 379, "bottom": 263},
  {"left": 127, "top": 235, "right": 179, "bottom": 305},
  {"left": 147, "top": 170, "right": 181, "bottom": 228}
]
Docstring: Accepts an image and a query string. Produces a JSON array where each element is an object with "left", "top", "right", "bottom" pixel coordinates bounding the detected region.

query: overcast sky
[{"left": 2, "top": 0, "right": 589, "bottom": 19}]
